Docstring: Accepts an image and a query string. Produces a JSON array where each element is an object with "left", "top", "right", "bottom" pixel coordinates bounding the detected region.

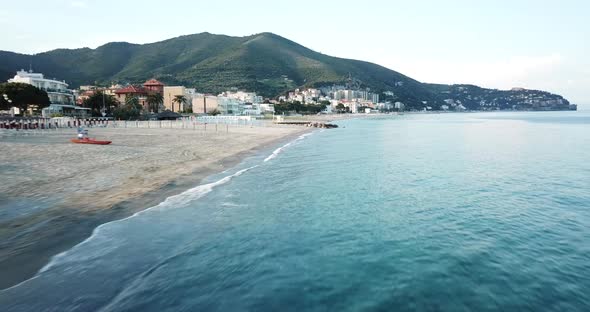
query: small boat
[{"left": 70, "top": 138, "right": 112, "bottom": 145}]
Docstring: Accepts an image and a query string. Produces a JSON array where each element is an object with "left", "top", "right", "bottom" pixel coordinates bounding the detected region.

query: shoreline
[{"left": 0, "top": 126, "right": 310, "bottom": 290}]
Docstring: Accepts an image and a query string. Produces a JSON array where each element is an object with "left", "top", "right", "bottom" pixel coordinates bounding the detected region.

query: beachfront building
[
  {"left": 394, "top": 102, "right": 405, "bottom": 111},
  {"left": 9, "top": 70, "right": 75, "bottom": 105},
  {"left": 163, "top": 86, "right": 194, "bottom": 113},
  {"left": 372, "top": 93, "right": 380, "bottom": 104},
  {"left": 333, "top": 90, "right": 352, "bottom": 101},
  {"left": 220, "top": 91, "right": 263, "bottom": 104},
  {"left": 347, "top": 101, "right": 360, "bottom": 114},
  {"left": 115, "top": 85, "right": 149, "bottom": 108},
  {"left": 242, "top": 103, "right": 260, "bottom": 116},
  {"left": 259, "top": 103, "right": 275, "bottom": 114},
  {"left": 192, "top": 91, "right": 265, "bottom": 115},
  {"left": 287, "top": 88, "right": 323, "bottom": 103},
  {"left": 329, "top": 100, "right": 340, "bottom": 111},
  {"left": 217, "top": 96, "right": 243, "bottom": 115},
  {"left": 76, "top": 84, "right": 122, "bottom": 105},
  {"left": 143, "top": 79, "right": 165, "bottom": 94},
  {"left": 342, "top": 100, "right": 374, "bottom": 113},
  {"left": 192, "top": 94, "right": 219, "bottom": 114},
  {"left": 114, "top": 79, "right": 166, "bottom": 111},
  {"left": 192, "top": 93, "right": 273, "bottom": 116},
  {"left": 8, "top": 70, "right": 90, "bottom": 117},
  {"left": 375, "top": 102, "right": 394, "bottom": 111},
  {"left": 332, "top": 89, "right": 379, "bottom": 105}
]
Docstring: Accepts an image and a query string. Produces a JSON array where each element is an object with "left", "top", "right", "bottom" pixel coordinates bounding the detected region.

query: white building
[
  {"left": 372, "top": 93, "right": 380, "bottom": 104},
  {"left": 221, "top": 91, "right": 262, "bottom": 104},
  {"left": 333, "top": 89, "right": 379, "bottom": 104},
  {"left": 330, "top": 100, "right": 340, "bottom": 110},
  {"left": 376, "top": 102, "right": 394, "bottom": 111},
  {"left": 9, "top": 70, "right": 75, "bottom": 105},
  {"left": 242, "top": 103, "right": 261, "bottom": 116},
  {"left": 217, "top": 96, "right": 243, "bottom": 115},
  {"left": 259, "top": 103, "right": 275, "bottom": 114},
  {"left": 8, "top": 70, "right": 90, "bottom": 117},
  {"left": 193, "top": 92, "right": 273, "bottom": 116}
]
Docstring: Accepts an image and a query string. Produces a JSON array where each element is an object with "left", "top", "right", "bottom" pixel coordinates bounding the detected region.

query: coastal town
[
  {"left": 0, "top": 69, "right": 381, "bottom": 119},
  {"left": 0, "top": 66, "right": 582, "bottom": 286},
  {"left": 0, "top": 69, "right": 577, "bottom": 120},
  {"left": 3, "top": 0, "right": 590, "bottom": 308}
]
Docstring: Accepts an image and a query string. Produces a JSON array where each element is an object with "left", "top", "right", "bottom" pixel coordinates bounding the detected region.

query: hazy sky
[{"left": 1, "top": 0, "right": 588, "bottom": 106}]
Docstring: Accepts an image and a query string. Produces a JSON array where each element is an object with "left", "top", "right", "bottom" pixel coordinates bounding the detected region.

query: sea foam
[
  {"left": 38, "top": 165, "right": 257, "bottom": 275},
  {"left": 2, "top": 130, "right": 314, "bottom": 293},
  {"left": 264, "top": 132, "right": 313, "bottom": 162}
]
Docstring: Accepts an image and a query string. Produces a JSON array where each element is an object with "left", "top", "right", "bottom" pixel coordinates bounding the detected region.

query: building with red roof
[
  {"left": 114, "top": 85, "right": 149, "bottom": 108},
  {"left": 143, "top": 79, "right": 165, "bottom": 94},
  {"left": 114, "top": 79, "right": 166, "bottom": 109},
  {"left": 114, "top": 85, "right": 148, "bottom": 96}
]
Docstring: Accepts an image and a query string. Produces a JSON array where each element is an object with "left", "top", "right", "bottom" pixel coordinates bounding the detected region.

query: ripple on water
[{"left": 2, "top": 112, "right": 590, "bottom": 311}]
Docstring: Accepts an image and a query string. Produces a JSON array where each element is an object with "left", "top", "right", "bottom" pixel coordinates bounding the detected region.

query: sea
[{"left": 1, "top": 111, "right": 589, "bottom": 311}]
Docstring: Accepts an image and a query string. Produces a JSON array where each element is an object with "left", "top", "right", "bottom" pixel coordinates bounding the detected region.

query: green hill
[
  {"left": 0, "top": 33, "right": 441, "bottom": 107},
  {"left": 0, "top": 32, "right": 571, "bottom": 110}
]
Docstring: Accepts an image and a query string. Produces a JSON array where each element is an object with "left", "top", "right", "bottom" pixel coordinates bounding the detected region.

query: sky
[{"left": 1, "top": 0, "right": 589, "bottom": 107}]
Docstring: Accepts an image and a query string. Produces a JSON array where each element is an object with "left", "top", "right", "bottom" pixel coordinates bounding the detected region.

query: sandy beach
[{"left": 0, "top": 124, "right": 308, "bottom": 289}]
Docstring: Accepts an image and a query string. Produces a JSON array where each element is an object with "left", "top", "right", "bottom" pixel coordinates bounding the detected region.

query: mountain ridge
[{"left": 0, "top": 32, "right": 572, "bottom": 110}]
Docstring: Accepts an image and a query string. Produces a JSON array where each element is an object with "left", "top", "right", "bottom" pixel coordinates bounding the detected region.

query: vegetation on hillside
[
  {"left": 0, "top": 33, "right": 442, "bottom": 109},
  {"left": 0, "top": 33, "right": 571, "bottom": 111},
  {"left": 427, "top": 84, "right": 570, "bottom": 110}
]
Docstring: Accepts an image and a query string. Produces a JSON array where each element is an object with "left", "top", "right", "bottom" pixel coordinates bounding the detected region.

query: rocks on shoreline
[{"left": 275, "top": 121, "right": 338, "bottom": 129}]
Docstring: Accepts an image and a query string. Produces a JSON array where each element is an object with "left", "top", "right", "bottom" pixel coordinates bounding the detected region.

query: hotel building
[{"left": 8, "top": 70, "right": 89, "bottom": 117}]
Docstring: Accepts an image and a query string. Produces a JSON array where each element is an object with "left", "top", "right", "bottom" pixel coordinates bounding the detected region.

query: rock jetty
[{"left": 275, "top": 121, "right": 338, "bottom": 129}]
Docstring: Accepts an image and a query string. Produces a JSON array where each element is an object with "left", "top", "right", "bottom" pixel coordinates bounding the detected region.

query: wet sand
[{"left": 0, "top": 125, "right": 307, "bottom": 290}]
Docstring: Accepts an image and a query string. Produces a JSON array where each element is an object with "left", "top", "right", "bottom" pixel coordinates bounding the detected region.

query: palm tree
[
  {"left": 146, "top": 93, "right": 163, "bottom": 113},
  {"left": 81, "top": 91, "right": 117, "bottom": 117},
  {"left": 125, "top": 95, "right": 141, "bottom": 110},
  {"left": 172, "top": 95, "right": 187, "bottom": 113}
]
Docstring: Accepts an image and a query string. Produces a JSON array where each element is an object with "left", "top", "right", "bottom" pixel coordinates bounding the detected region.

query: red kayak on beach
[{"left": 70, "top": 138, "right": 112, "bottom": 145}]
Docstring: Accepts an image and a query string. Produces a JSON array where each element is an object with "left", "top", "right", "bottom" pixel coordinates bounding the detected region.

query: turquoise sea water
[{"left": 2, "top": 111, "right": 590, "bottom": 311}]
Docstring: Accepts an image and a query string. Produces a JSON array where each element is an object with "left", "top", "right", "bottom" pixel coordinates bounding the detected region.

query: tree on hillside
[
  {"left": 0, "top": 82, "right": 50, "bottom": 112},
  {"left": 146, "top": 93, "right": 163, "bottom": 113},
  {"left": 172, "top": 95, "right": 187, "bottom": 112},
  {"left": 82, "top": 90, "right": 118, "bottom": 117}
]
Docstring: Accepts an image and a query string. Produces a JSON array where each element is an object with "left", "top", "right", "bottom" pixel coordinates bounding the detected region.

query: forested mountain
[{"left": 0, "top": 32, "right": 572, "bottom": 110}]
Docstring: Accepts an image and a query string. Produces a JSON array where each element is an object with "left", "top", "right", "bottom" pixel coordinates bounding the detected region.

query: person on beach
[{"left": 77, "top": 127, "right": 88, "bottom": 139}]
